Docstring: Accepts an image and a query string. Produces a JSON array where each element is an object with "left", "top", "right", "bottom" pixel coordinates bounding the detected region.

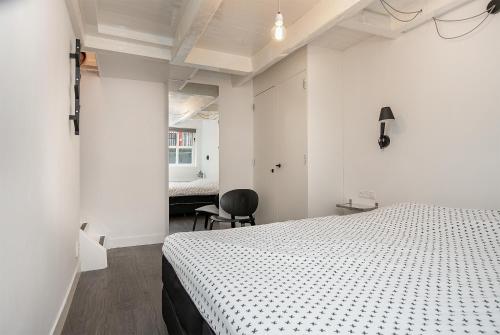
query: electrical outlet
[{"left": 359, "top": 190, "right": 376, "bottom": 200}]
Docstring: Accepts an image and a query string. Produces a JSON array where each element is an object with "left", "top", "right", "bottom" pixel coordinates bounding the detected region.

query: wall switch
[{"left": 359, "top": 190, "right": 376, "bottom": 200}]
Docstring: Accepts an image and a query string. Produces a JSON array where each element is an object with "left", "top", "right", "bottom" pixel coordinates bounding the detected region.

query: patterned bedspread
[
  {"left": 163, "top": 203, "right": 500, "bottom": 334},
  {"left": 169, "top": 179, "right": 219, "bottom": 197}
]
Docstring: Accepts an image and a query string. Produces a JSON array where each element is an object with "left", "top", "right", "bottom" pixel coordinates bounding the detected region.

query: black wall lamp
[{"left": 378, "top": 107, "right": 395, "bottom": 149}]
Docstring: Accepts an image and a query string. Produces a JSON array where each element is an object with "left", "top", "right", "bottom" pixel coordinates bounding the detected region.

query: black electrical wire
[
  {"left": 379, "top": 0, "right": 423, "bottom": 23},
  {"left": 433, "top": 4, "right": 496, "bottom": 39}
]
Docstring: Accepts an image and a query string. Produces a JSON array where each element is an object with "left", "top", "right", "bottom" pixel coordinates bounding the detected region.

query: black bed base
[
  {"left": 169, "top": 194, "right": 219, "bottom": 216},
  {"left": 162, "top": 256, "right": 216, "bottom": 335}
]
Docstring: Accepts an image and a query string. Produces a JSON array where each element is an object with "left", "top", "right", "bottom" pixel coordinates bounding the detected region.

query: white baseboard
[
  {"left": 107, "top": 233, "right": 166, "bottom": 249},
  {"left": 51, "top": 261, "right": 81, "bottom": 335}
]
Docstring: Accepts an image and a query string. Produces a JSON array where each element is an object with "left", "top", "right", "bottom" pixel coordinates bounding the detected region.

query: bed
[
  {"left": 162, "top": 203, "right": 500, "bottom": 334},
  {"left": 169, "top": 179, "right": 219, "bottom": 216}
]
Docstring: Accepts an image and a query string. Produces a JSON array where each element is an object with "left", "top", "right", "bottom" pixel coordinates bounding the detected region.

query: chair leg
[
  {"left": 231, "top": 215, "right": 236, "bottom": 229},
  {"left": 204, "top": 215, "right": 209, "bottom": 229},
  {"left": 250, "top": 215, "right": 256, "bottom": 226},
  {"left": 192, "top": 213, "right": 199, "bottom": 231},
  {"left": 209, "top": 219, "right": 215, "bottom": 230}
]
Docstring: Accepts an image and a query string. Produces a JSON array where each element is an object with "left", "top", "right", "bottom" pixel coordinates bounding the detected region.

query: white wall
[
  {"left": 307, "top": 46, "right": 344, "bottom": 217},
  {"left": 0, "top": 0, "right": 80, "bottom": 333},
  {"left": 307, "top": 1, "right": 500, "bottom": 211},
  {"left": 191, "top": 71, "right": 254, "bottom": 195},
  {"left": 80, "top": 74, "right": 168, "bottom": 248},
  {"left": 219, "top": 80, "right": 254, "bottom": 195},
  {"left": 342, "top": 1, "right": 500, "bottom": 210}
]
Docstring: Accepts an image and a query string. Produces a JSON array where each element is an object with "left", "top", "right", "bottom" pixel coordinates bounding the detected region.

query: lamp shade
[{"left": 379, "top": 107, "right": 395, "bottom": 121}]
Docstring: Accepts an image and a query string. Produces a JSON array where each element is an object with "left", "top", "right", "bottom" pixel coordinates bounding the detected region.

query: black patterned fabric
[{"left": 163, "top": 203, "right": 500, "bottom": 335}]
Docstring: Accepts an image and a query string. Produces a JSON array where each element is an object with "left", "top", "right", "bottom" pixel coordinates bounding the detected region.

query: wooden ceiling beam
[
  {"left": 185, "top": 48, "right": 252, "bottom": 75},
  {"left": 171, "top": 0, "right": 224, "bottom": 64},
  {"left": 339, "top": 10, "right": 400, "bottom": 39},
  {"left": 65, "top": 0, "right": 86, "bottom": 39},
  {"left": 84, "top": 35, "right": 171, "bottom": 61},
  {"left": 97, "top": 24, "right": 174, "bottom": 47}
]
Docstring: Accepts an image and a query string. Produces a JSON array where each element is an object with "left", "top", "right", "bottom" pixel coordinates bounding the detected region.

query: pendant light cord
[
  {"left": 379, "top": 0, "right": 423, "bottom": 23},
  {"left": 379, "top": 0, "right": 496, "bottom": 39},
  {"left": 433, "top": 4, "right": 496, "bottom": 39}
]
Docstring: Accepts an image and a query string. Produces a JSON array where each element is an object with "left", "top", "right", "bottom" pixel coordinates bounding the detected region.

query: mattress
[
  {"left": 169, "top": 179, "right": 219, "bottom": 197},
  {"left": 162, "top": 203, "right": 500, "bottom": 335},
  {"left": 162, "top": 256, "right": 216, "bottom": 335}
]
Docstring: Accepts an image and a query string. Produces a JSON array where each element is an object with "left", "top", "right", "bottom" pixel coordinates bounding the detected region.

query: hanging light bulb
[{"left": 271, "top": 0, "right": 286, "bottom": 41}]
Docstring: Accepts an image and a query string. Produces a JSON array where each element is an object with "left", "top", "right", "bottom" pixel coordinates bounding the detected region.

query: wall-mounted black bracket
[
  {"left": 378, "top": 121, "right": 391, "bottom": 149},
  {"left": 488, "top": 0, "right": 499, "bottom": 14},
  {"left": 69, "top": 84, "right": 80, "bottom": 135},
  {"left": 69, "top": 39, "right": 81, "bottom": 135}
]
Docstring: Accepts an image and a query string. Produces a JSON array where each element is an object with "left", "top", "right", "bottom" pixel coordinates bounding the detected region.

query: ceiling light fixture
[{"left": 272, "top": 0, "right": 287, "bottom": 41}]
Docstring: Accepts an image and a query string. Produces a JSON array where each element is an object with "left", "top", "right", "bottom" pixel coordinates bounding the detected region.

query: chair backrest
[
  {"left": 220, "top": 189, "right": 259, "bottom": 217},
  {"left": 213, "top": 194, "right": 220, "bottom": 209}
]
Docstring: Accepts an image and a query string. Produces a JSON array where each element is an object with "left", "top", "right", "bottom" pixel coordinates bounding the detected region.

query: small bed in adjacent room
[
  {"left": 169, "top": 179, "right": 219, "bottom": 216},
  {"left": 161, "top": 203, "right": 500, "bottom": 335}
]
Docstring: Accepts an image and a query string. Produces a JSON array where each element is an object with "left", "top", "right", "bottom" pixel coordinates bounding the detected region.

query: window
[{"left": 169, "top": 128, "right": 195, "bottom": 165}]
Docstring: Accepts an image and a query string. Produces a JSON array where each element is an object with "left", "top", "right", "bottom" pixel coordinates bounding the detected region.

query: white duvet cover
[
  {"left": 169, "top": 179, "right": 219, "bottom": 197},
  {"left": 163, "top": 203, "right": 500, "bottom": 335}
]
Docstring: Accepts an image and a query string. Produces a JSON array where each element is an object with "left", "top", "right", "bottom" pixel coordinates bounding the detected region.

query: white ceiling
[
  {"left": 169, "top": 83, "right": 219, "bottom": 125},
  {"left": 97, "top": 0, "right": 185, "bottom": 38},
  {"left": 169, "top": 92, "right": 214, "bottom": 123},
  {"left": 196, "top": 0, "right": 322, "bottom": 57},
  {"left": 70, "top": 0, "right": 466, "bottom": 83},
  {"left": 169, "top": 64, "right": 198, "bottom": 91},
  {"left": 366, "top": 0, "right": 421, "bottom": 15}
]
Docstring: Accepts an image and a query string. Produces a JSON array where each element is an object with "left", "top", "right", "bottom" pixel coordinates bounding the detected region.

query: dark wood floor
[
  {"left": 62, "top": 215, "right": 199, "bottom": 335},
  {"left": 62, "top": 244, "right": 167, "bottom": 335},
  {"left": 169, "top": 214, "right": 231, "bottom": 234},
  {"left": 169, "top": 214, "right": 201, "bottom": 234}
]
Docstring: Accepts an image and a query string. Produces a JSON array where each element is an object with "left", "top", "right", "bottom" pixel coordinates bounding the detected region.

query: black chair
[
  {"left": 192, "top": 204, "right": 219, "bottom": 231},
  {"left": 209, "top": 189, "right": 258, "bottom": 230}
]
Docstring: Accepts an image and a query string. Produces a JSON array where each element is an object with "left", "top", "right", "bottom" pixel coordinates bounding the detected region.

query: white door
[
  {"left": 253, "top": 71, "right": 308, "bottom": 224},
  {"left": 254, "top": 86, "right": 280, "bottom": 224},
  {"left": 275, "top": 71, "right": 308, "bottom": 221}
]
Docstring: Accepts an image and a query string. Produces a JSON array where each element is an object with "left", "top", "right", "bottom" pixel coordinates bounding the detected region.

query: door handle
[{"left": 275, "top": 163, "right": 282, "bottom": 168}]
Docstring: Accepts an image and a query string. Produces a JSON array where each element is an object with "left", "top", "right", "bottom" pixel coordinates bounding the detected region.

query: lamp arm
[{"left": 380, "top": 122, "right": 386, "bottom": 138}]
